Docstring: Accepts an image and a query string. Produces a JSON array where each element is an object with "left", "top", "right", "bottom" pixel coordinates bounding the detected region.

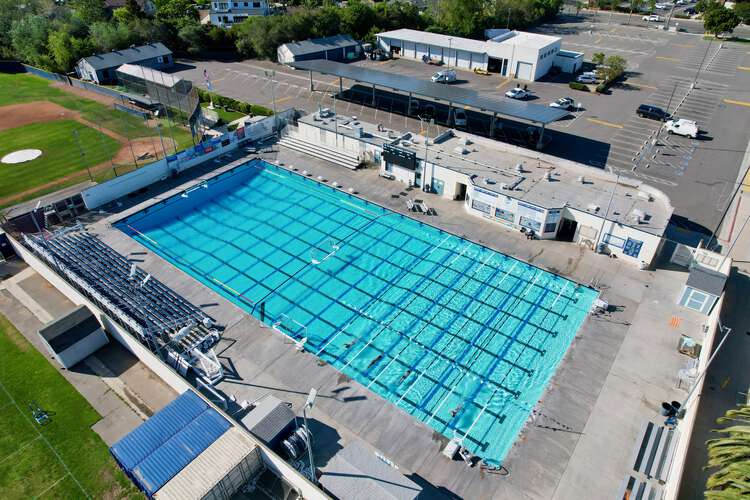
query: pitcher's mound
[{"left": 2, "top": 149, "right": 42, "bottom": 164}]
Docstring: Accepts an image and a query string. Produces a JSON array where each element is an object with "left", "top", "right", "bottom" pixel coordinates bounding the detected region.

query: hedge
[
  {"left": 568, "top": 81, "right": 589, "bottom": 91},
  {"left": 197, "top": 88, "right": 273, "bottom": 116}
]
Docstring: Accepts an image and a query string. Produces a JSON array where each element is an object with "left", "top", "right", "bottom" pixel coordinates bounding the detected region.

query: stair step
[{"left": 279, "top": 137, "right": 359, "bottom": 170}]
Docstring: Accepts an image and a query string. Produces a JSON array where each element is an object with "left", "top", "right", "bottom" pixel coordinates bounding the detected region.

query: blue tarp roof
[{"left": 110, "top": 390, "right": 230, "bottom": 496}]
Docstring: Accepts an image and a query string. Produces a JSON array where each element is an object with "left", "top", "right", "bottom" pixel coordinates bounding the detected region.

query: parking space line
[
  {"left": 627, "top": 81, "right": 658, "bottom": 90},
  {"left": 674, "top": 43, "right": 695, "bottom": 48},
  {"left": 275, "top": 96, "right": 295, "bottom": 105},
  {"left": 496, "top": 78, "right": 512, "bottom": 90},
  {"left": 655, "top": 56, "right": 680, "bottom": 63},
  {"left": 723, "top": 99, "right": 750, "bottom": 108},
  {"left": 587, "top": 117, "right": 623, "bottom": 129}
]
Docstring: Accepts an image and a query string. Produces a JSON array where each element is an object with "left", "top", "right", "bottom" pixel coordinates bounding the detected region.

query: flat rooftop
[
  {"left": 377, "top": 28, "right": 560, "bottom": 51},
  {"left": 297, "top": 112, "right": 674, "bottom": 236}
]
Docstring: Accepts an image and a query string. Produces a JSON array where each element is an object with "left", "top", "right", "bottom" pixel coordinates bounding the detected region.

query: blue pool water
[{"left": 118, "top": 159, "right": 598, "bottom": 464}]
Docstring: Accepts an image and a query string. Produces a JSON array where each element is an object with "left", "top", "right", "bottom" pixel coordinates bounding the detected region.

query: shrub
[
  {"left": 196, "top": 89, "right": 272, "bottom": 116},
  {"left": 569, "top": 81, "right": 589, "bottom": 91},
  {"left": 595, "top": 83, "right": 609, "bottom": 94}
]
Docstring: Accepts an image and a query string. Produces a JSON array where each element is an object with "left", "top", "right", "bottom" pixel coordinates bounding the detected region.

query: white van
[
  {"left": 431, "top": 69, "right": 457, "bottom": 84},
  {"left": 451, "top": 109, "right": 467, "bottom": 127}
]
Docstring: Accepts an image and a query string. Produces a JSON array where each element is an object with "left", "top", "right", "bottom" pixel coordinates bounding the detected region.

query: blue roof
[{"left": 110, "top": 390, "right": 230, "bottom": 495}]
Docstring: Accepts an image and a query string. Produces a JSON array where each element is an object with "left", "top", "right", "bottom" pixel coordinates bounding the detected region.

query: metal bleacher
[{"left": 24, "top": 228, "right": 221, "bottom": 358}]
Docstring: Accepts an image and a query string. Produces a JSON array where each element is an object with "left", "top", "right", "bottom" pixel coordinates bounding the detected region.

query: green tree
[
  {"left": 434, "top": 0, "right": 484, "bottom": 37},
  {"left": 47, "top": 31, "right": 76, "bottom": 72},
  {"left": 340, "top": 1, "right": 376, "bottom": 40},
  {"left": 648, "top": 0, "right": 656, "bottom": 13},
  {"left": 695, "top": 0, "right": 717, "bottom": 14},
  {"left": 126, "top": 0, "right": 145, "bottom": 18},
  {"left": 703, "top": 4, "right": 741, "bottom": 35},
  {"left": 10, "top": 14, "right": 52, "bottom": 68},
  {"left": 732, "top": 2, "right": 750, "bottom": 25},
  {"left": 70, "top": 0, "right": 107, "bottom": 24},
  {"left": 600, "top": 54, "right": 626, "bottom": 81},
  {"left": 592, "top": 52, "right": 605, "bottom": 65},
  {"left": 89, "top": 21, "right": 140, "bottom": 52},
  {"left": 704, "top": 405, "right": 750, "bottom": 499},
  {"left": 178, "top": 21, "right": 205, "bottom": 54},
  {"left": 154, "top": 0, "right": 198, "bottom": 22}
]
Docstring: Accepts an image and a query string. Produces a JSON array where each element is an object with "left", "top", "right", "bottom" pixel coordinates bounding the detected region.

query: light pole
[
  {"left": 302, "top": 388, "right": 317, "bottom": 484},
  {"left": 264, "top": 70, "right": 278, "bottom": 136},
  {"left": 72, "top": 129, "right": 93, "bottom": 181},
  {"left": 595, "top": 172, "right": 620, "bottom": 253},
  {"left": 678, "top": 323, "right": 732, "bottom": 413},
  {"left": 447, "top": 38, "right": 453, "bottom": 68}
]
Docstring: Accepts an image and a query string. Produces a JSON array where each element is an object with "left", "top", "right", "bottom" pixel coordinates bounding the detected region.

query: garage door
[
  {"left": 456, "top": 50, "right": 472, "bottom": 69},
  {"left": 416, "top": 43, "right": 428, "bottom": 60},
  {"left": 516, "top": 61, "right": 533, "bottom": 81},
  {"left": 405, "top": 42, "right": 415, "bottom": 59}
]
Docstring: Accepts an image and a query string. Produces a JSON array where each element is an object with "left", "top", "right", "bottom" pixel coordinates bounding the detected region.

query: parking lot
[{"left": 172, "top": 18, "right": 750, "bottom": 234}]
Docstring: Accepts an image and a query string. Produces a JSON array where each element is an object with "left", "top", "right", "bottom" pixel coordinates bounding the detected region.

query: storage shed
[
  {"left": 678, "top": 266, "right": 728, "bottom": 315},
  {"left": 553, "top": 50, "right": 584, "bottom": 74},
  {"left": 37, "top": 305, "right": 108, "bottom": 368},
  {"left": 278, "top": 34, "right": 362, "bottom": 65},
  {"left": 111, "top": 390, "right": 231, "bottom": 496},
  {"left": 76, "top": 42, "right": 173, "bottom": 84}
]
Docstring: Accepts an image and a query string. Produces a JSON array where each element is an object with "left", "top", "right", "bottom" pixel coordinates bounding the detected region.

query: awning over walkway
[{"left": 290, "top": 59, "right": 569, "bottom": 125}]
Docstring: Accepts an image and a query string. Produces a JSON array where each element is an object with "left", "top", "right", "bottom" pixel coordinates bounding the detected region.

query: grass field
[
  {"left": 202, "top": 105, "right": 246, "bottom": 124},
  {"left": 0, "top": 120, "right": 120, "bottom": 200},
  {"left": 0, "top": 314, "right": 140, "bottom": 499},
  {"left": 0, "top": 73, "right": 193, "bottom": 147}
]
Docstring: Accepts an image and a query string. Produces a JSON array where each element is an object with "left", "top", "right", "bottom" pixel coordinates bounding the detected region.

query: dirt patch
[
  {"left": 112, "top": 137, "right": 176, "bottom": 165},
  {"left": 0, "top": 102, "right": 78, "bottom": 132},
  {"left": 50, "top": 81, "right": 118, "bottom": 106}
]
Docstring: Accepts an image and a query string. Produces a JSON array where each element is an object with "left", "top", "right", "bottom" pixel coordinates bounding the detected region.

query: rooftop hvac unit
[
  {"left": 587, "top": 203, "right": 600, "bottom": 212},
  {"left": 578, "top": 175, "right": 585, "bottom": 184},
  {"left": 515, "top": 163, "right": 524, "bottom": 174},
  {"left": 631, "top": 208, "right": 645, "bottom": 223},
  {"left": 453, "top": 146, "right": 469, "bottom": 155},
  {"left": 544, "top": 171, "right": 552, "bottom": 182},
  {"left": 483, "top": 178, "right": 497, "bottom": 185},
  {"left": 352, "top": 125, "right": 363, "bottom": 138},
  {"left": 460, "top": 137, "right": 472, "bottom": 145},
  {"left": 499, "top": 182, "right": 510, "bottom": 190}
]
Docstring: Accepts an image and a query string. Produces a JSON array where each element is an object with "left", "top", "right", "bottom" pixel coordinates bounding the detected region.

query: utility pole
[{"left": 265, "top": 70, "right": 278, "bottom": 136}]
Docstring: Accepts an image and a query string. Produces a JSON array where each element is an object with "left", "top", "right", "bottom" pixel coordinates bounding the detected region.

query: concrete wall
[
  {"left": 83, "top": 113, "right": 288, "bottom": 210},
  {"left": 662, "top": 292, "right": 725, "bottom": 500},
  {"left": 8, "top": 234, "right": 193, "bottom": 395},
  {"left": 57, "top": 329, "right": 109, "bottom": 369}
]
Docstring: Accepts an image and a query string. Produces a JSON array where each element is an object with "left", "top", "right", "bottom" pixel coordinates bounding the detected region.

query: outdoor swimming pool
[{"left": 118, "top": 158, "right": 598, "bottom": 464}]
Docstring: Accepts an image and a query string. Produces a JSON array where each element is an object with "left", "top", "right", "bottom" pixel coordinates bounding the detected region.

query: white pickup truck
[{"left": 665, "top": 118, "right": 698, "bottom": 138}]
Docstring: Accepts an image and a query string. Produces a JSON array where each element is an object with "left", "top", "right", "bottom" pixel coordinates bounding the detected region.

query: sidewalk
[{"left": 0, "top": 261, "right": 177, "bottom": 445}]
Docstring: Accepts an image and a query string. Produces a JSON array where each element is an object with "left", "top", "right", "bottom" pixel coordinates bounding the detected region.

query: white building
[
  {"left": 209, "top": 0, "right": 268, "bottom": 27},
  {"left": 376, "top": 28, "right": 563, "bottom": 81},
  {"left": 282, "top": 112, "right": 674, "bottom": 266}
]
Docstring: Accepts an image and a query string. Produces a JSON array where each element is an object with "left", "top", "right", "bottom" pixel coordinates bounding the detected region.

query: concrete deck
[{"left": 83, "top": 144, "right": 707, "bottom": 498}]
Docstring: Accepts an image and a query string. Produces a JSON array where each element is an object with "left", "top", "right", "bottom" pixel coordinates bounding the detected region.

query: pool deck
[{"left": 88, "top": 144, "right": 706, "bottom": 499}]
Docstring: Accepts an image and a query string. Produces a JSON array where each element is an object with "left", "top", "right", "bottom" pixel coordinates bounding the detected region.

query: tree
[
  {"left": 10, "top": 15, "right": 52, "bottom": 68},
  {"left": 600, "top": 54, "right": 627, "bottom": 81},
  {"left": 126, "top": 0, "right": 145, "bottom": 18},
  {"left": 89, "top": 21, "right": 140, "bottom": 52},
  {"left": 70, "top": 0, "right": 107, "bottom": 24},
  {"left": 178, "top": 21, "right": 205, "bottom": 55},
  {"left": 47, "top": 31, "right": 75, "bottom": 72},
  {"left": 628, "top": 0, "right": 644, "bottom": 24},
  {"left": 340, "top": 1, "right": 377, "bottom": 40},
  {"left": 695, "top": 0, "right": 717, "bottom": 14},
  {"left": 648, "top": 0, "right": 656, "bottom": 13},
  {"left": 153, "top": 0, "right": 198, "bottom": 22},
  {"left": 434, "top": 0, "right": 484, "bottom": 37},
  {"left": 575, "top": 1, "right": 583, "bottom": 16},
  {"left": 592, "top": 52, "right": 605, "bottom": 65},
  {"left": 732, "top": 2, "right": 750, "bottom": 25},
  {"left": 703, "top": 4, "right": 741, "bottom": 35},
  {"left": 704, "top": 405, "right": 750, "bottom": 499}
]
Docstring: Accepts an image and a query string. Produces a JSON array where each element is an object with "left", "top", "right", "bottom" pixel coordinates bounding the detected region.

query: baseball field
[{"left": 0, "top": 72, "right": 195, "bottom": 209}]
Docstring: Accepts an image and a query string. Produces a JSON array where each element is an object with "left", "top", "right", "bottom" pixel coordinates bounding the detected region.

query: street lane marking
[
  {"left": 674, "top": 43, "right": 695, "bottom": 48},
  {"left": 738, "top": 66, "right": 750, "bottom": 71},
  {"left": 586, "top": 117, "right": 623, "bottom": 129},
  {"left": 723, "top": 98, "right": 750, "bottom": 108},
  {"left": 274, "top": 96, "right": 295, "bottom": 105},
  {"left": 655, "top": 56, "right": 680, "bottom": 62}
]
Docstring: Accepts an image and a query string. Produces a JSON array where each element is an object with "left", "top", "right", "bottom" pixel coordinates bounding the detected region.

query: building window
[
  {"left": 519, "top": 216, "right": 541, "bottom": 232},
  {"left": 233, "top": 2, "right": 238, "bottom": 7},
  {"left": 495, "top": 208, "right": 514, "bottom": 222},
  {"left": 244, "top": 1, "right": 248, "bottom": 5},
  {"left": 253, "top": 1, "right": 260, "bottom": 6},
  {"left": 603, "top": 233, "right": 625, "bottom": 248},
  {"left": 471, "top": 199, "right": 491, "bottom": 214},
  {"left": 544, "top": 222, "right": 557, "bottom": 233},
  {"left": 683, "top": 288, "right": 710, "bottom": 312},
  {"left": 623, "top": 238, "right": 643, "bottom": 258}
]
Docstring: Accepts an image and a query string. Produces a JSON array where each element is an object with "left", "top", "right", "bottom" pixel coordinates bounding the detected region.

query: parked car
[
  {"left": 643, "top": 14, "right": 663, "bottom": 21},
  {"left": 505, "top": 87, "right": 530, "bottom": 99},
  {"left": 655, "top": 3, "right": 670, "bottom": 9},
  {"left": 473, "top": 67, "right": 490, "bottom": 75},
  {"left": 637, "top": 104, "right": 670, "bottom": 121},
  {"left": 665, "top": 118, "right": 698, "bottom": 138},
  {"left": 684, "top": 7, "right": 696, "bottom": 14},
  {"left": 576, "top": 74, "right": 597, "bottom": 84},
  {"left": 422, "top": 54, "right": 443, "bottom": 65},
  {"left": 451, "top": 108, "right": 467, "bottom": 127},
  {"left": 550, "top": 97, "right": 576, "bottom": 110},
  {"left": 431, "top": 69, "right": 457, "bottom": 83}
]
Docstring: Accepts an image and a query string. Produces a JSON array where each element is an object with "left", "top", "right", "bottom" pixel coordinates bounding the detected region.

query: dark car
[
  {"left": 637, "top": 104, "right": 669, "bottom": 121},
  {"left": 684, "top": 7, "right": 696, "bottom": 15}
]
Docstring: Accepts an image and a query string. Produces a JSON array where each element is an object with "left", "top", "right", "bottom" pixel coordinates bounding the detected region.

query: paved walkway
[
  {"left": 84, "top": 145, "right": 708, "bottom": 498},
  {"left": 0, "top": 262, "right": 177, "bottom": 445}
]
